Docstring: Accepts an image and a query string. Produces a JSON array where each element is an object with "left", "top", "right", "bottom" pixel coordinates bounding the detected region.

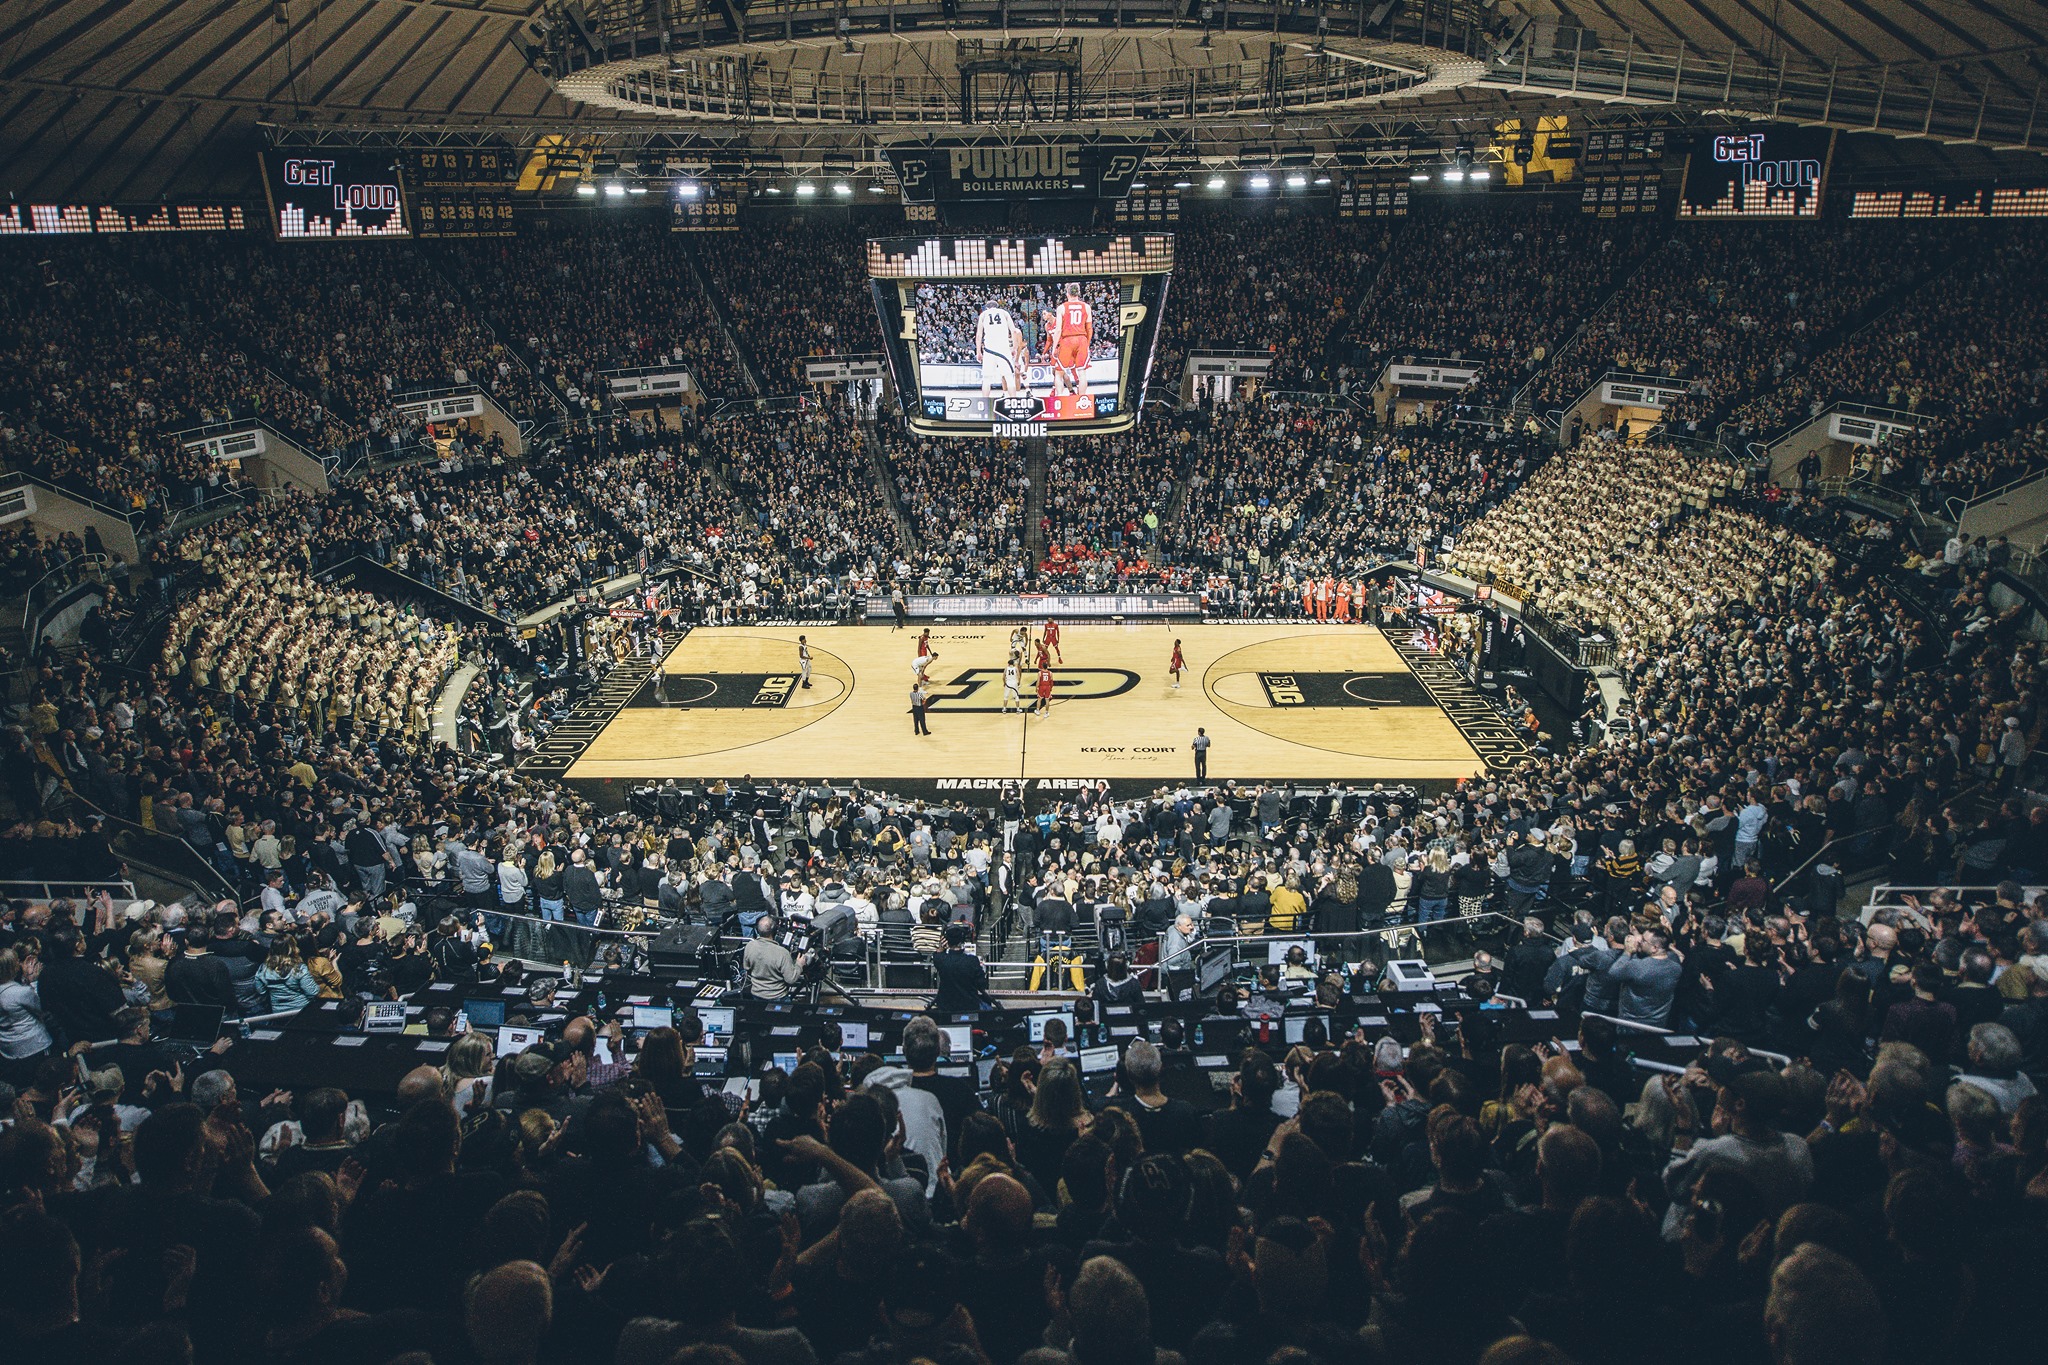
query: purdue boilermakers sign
[{"left": 889, "top": 139, "right": 1147, "bottom": 203}]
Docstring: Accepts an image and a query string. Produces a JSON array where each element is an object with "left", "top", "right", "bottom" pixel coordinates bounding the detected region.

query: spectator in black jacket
[
  {"left": 163, "top": 931, "right": 239, "bottom": 1014},
  {"left": 562, "top": 849, "right": 603, "bottom": 927},
  {"left": 35, "top": 924, "right": 125, "bottom": 1046}
]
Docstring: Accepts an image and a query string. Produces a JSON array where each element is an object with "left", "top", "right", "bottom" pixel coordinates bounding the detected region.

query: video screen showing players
[{"left": 912, "top": 280, "right": 1121, "bottom": 424}]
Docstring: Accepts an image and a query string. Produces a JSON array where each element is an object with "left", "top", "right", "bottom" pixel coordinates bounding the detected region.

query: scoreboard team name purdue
[{"left": 994, "top": 422, "right": 1047, "bottom": 438}]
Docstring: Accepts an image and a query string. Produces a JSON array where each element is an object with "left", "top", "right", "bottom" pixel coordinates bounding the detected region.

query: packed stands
[
  {"left": 1342, "top": 211, "right": 1651, "bottom": 406},
  {"left": 695, "top": 219, "right": 879, "bottom": 391},
  {"left": 1531, "top": 224, "right": 1947, "bottom": 431},
  {"left": 433, "top": 222, "right": 746, "bottom": 408}
]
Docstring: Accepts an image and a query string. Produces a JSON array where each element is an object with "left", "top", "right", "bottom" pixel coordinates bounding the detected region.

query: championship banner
[{"left": 887, "top": 139, "right": 1147, "bottom": 203}]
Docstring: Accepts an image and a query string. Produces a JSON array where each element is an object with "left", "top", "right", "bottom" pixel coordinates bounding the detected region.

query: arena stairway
[
  {"left": 1024, "top": 441, "right": 1049, "bottom": 564},
  {"left": 677, "top": 238, "right": 768, "bottom": 397},
  {"left": 861, "top": 422, "right": 918, "bottom": 550}
]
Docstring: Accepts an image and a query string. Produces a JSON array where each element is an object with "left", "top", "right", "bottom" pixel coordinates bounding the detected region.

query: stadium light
[
  {"left": 867, "top": 183, "right": 888, "bottom": 193},
  {"left": 603, "top": 181, "right": 625, "bottom": 197},
  {"left": 1285, "top": 173, "right": 1307, "bottom": 189},
  {"left": 1469, "top": 168, "right": 1491, "bottom": 180},
  {"left": 795, "top": 181, "right": 817, "bottom": 196},
  {"left": 575, "top": 183, "right": 597, "bottom": 196},
  {"left": 1173, "top": 179, "right": 1194, "bottom": 189},
  {"left": 1249, "top": 173, "right": 1271, "bottom": 190},
  {"left": 765, "top": 185, "right": 783, "bottom": 194},
  {"left": 1441, "top": 168, "right": 1465, "bottom": 182},
  {"left": 1313, "top": 174, "right": 1332, "bottom": 185},
  {"left": 1408, "top": 171, "right": 1430, "bottom": 182},
  {"left": 1206, "top": 175, "right": 1227, "bottom": 190},
  {"left": 832, "top": 182, "right": 852, "bottom": 196},
  {"left": 677, "top": 182, "right": 700, "bottom": 197},
  {"left": 626, "top": 183, "right": 648, "bottom": 195}
]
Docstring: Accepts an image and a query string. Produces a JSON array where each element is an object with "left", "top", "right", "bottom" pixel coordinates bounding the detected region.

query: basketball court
[{"left": 561, "top": 623, "right": 1526, "bottom": 794}]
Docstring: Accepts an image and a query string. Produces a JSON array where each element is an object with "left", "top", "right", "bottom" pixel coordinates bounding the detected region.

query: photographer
[{"left": 743, "top": 913, "right": 807, "bottom": 1000}]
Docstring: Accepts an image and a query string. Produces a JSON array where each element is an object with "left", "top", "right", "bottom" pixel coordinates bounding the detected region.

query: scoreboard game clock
[{"left": 260, "top": 151, "right": 408, "bottom": 240}]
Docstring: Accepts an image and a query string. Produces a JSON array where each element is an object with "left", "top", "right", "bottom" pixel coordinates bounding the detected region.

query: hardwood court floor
[{"left": 566, "top": 623, "right": 1487, "bottom": 785}]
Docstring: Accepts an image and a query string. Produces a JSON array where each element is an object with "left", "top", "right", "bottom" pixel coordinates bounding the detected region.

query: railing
[
  {"left": 0, "top": 467, "right": 138, "bottom": 529},
  {"left": 0, "top": 876, "right": 139, "bottom": 904},
  {"left": 21, "top": 551, "right": 112, "bottom": 633}
]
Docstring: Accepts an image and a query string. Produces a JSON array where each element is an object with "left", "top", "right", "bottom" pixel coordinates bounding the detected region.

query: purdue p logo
[{"left": 926, "top": 667, "right": 1139, "bottom": 711}]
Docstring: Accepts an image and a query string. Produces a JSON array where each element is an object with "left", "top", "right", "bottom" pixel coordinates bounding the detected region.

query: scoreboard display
[
  {"left": 1677, "top": 127, "right": 1833, "bottom": 219},
  {"left": 670, "top": 183, "right": 745, "bottom": 231},
  {"left": 413, "top": 189, "right": 516, "bottom": 238},
  {"left": 261, "top": 151, "right": 408, "bottom": 240},
  {"left": 867, "top": 234, "right": 1173, "bottom": 439},
  {"left": 406, "top": 148, "right": 517, "bottom": 188}
]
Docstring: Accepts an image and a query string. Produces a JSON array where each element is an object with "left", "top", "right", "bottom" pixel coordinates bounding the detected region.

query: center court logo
[{"left": 925, "top": 667, "right": 1139, "bottom": 711}]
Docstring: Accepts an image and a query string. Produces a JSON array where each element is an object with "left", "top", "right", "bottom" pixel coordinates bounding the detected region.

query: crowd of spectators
[
  {"left": 878, "top": 426, "right": 1032, "bottom": 590},
  {"left": 139, "top": 238, "right": 558, "bottom": 431},
  {"left": 1443, "top": 437, "right": 1830, "bottom": 652},
  {"left": 1532, "top": 224, "right": 1946, "bottom": 432},
  {"left": 1157, "top": 216, "right": 1394, "bottom": 389},
  {"left": 309, "top": 441, "right": 626, "bottom": 617},
  {"left": 696, "top": 219, "right": 878, "bottom": 391},
  {"left": 1040, "top": 427, "right": 1191, "bottom": 569},
  {"left": 4, "top": 212, "right": 2048, "bottom": 1365},
  {"left": 164, "top": 496, "right": 462, "bottom": 743},
  {"left": 1341, "top": 212, "right": 1649, "bottom": 407},
  {"left": 434, "top": 223, "right": 746, "bottom": 409},
  {"left": 1725, "top": 230, "right": 2048, "bottom": 468},
  {"left": 715, "top": 407, "right": 906, "bottom": 584},
  {"left": 0, "top": 244, "right": 353, "bottom": 514}
]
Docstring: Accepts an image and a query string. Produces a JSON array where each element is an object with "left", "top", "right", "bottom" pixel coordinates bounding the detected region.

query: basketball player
[
  {"left": 1333, "top": 579, "right": 1352, "bottom": 625},
  {"left": 976, "top": 297, "right": 1027, "bottom": 399},
  {"left": 797, "top": 635, "right": 813, "bottom": 690},
  {"left": 1042, "top": 617, "right": 1063, "bottom": 664},
  {"left": 1034, "top": 664, "right": 1055, "bottom": 716},
  {"left": 1052, "top": 282, "right": 1094, "bottom": 397},
  {"left": 1009, "top": 623, "right": 1030, "bottom": 661},
  {"left": 912, "top": 647, "right": 938, "bottom": 684},
  {"left": 1034, "top": 634, "right": 1052, "bottom": 672},
  {"left": 1168, "top": 638, "right": 1185, "bottom": 690},
  {"left": 1038, "top": 295, "right": 1061, "bottom": 365},
  {"left": 1003, "top": 657, "right": 1022, "bottom": 713},
  {"left": 916, "top": 628, "right": 933, "bottom": 661}
]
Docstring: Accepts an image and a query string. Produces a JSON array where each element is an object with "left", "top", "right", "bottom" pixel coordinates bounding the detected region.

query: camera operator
[{"left": 743, "top": 913, "right": 807, "bottom": 1000}]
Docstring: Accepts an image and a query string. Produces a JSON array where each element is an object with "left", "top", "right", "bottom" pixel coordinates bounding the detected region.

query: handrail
[
  {"left": 0, "top": 877, "right": 139, "bottom": 902},
  {"left": 0, "top": 468, "right": 138, "bottom": 527},
  {"left": 21, "top": 551, "right": 112, "bottom": 633}
]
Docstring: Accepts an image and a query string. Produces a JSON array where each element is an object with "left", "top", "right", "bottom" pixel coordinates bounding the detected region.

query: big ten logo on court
[
  {"left": 1260, "top": 674, "right": 1307, "bottom": 706},
  {"left": 751, "top": 675, "right": 798, "bottom": 707},
  {"left": 925, "top": 667, "right": 1139, "bottom": 710}
]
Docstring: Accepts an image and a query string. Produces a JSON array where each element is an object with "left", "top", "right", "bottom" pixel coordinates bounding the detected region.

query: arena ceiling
[{"left": 4, "top": 0, "right": 2048, "bottom": 201}]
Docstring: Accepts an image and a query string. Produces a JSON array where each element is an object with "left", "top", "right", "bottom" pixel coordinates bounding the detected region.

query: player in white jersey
[
  {"left": 976, "top": 300, "right": 1027, "bottom": 397},
  {"left": 1003, "top": 660, "right": 1022, "bottom": 712}
]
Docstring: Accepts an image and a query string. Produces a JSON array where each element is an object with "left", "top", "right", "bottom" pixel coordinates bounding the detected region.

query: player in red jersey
[
  {"left": 1034, "top": 665, "right": 1055, "bottom": 716},
  {"left": 1052, "top": 283, "right": 1093, "bottom": 396},
  {"left": 1043, "top": 617, "right": 1063, "bottom": 664},
  {"left": 1169, "top": 638, "right": 1185, "bottom": 690}
]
